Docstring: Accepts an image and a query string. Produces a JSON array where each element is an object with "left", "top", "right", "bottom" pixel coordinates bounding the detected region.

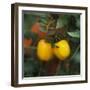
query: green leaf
[
  {"left": 56, "top": 15, "right": 69, "bottom": 28},
  {"left": 74, "top": 14, "right": 80, "bottom": 28},
  {"left": 70, "top": 45, "right": 80, "bottom": 63},
  {"left": 39, "top": 27, "right": 47, "bottom": 32},
  {"left": 67, "top": 31, "right": 80, "bottom": 38},
  {"left": 39, "top": 18, "right": 47, "bottom": 24},
  {"left": 76, "top": 18, "right": 80, "bottom": 28},
  {"left": 74, "top": 52, "right": 80, "bottom": 63},
  {"left": 39, "top": 22, "right": 46, "bottom": 27},
  {"left": 24, "top": 14, "right": 37, "bottom": 32},
  {"left": 71, "top": 51, "right": 80, "bottom": 63}
]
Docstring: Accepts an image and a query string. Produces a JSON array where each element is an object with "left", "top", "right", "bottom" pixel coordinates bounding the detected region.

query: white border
[{"left": 18, "top": 6, "right": 86, "bottom": 84}]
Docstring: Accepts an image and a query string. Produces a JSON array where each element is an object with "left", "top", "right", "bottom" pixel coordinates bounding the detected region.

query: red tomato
[
  {"left": 31, "top": 23, "right": 40, "bottom": 34},
  {"left": 38, "top": 31, "right": 47, "bottom": 38},
  {"left": 24, "top": 38, "right": 32, "bottom": 48}
]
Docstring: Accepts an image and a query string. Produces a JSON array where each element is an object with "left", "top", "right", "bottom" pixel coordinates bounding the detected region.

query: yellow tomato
[
  {"left": 37, "top": 39, "right": 53, "bottom": 61},
  {"left": 53, "top": 40, "right": 70, "bottom": 60}
]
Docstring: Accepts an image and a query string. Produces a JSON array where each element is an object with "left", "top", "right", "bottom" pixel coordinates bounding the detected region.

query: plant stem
[
  {"left": 38, "top": 61, "right": 43, "bottom": 76},
  {"left": 55, "top": 61, "right": 61, "bottom": 75}
]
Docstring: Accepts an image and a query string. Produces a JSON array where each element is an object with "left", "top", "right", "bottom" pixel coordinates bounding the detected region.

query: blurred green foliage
[{"left": 24, "top": 14, "right": 36, "bottom": 33}]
